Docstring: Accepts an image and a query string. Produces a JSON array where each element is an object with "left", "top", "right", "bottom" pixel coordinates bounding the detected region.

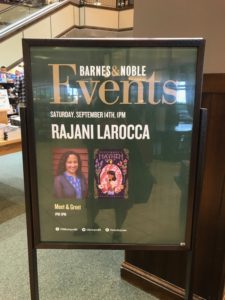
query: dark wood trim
[
  {"left": 117, "top": 27, "right": 133, "bottom": 32},
  {"left": 203, "top": 74, "right": 225, "bottom": 93},
  {"left": 121, "top": 262, "right": 205, "bottom": 300},
  {"left": 82, "top": 3, "right": 133, "bottom": 11},
  {"left": 65, "top": 24, "right": 133, "bottom": 33}
]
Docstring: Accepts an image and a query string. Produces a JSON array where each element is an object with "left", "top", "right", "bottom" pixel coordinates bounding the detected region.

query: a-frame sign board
[{"left": 21, "top": 38, "right": 205, "bottom": 299}]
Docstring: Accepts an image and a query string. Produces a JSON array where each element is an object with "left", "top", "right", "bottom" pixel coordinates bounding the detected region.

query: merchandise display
[{"left": 0, "top": 64, "right": 24, "bottom": 114}]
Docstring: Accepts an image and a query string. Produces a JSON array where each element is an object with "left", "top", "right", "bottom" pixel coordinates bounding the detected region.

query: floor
[
  {"left": 63, "top": 28, "right": 134, "bottom": 38},
  {"left": 0, "top": 152, "right": 158, "bottom": 299}
]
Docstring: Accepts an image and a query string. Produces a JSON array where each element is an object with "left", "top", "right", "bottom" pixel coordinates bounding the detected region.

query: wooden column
[{"left": 121, "top": 74, "right": 225, "bottom": 300}]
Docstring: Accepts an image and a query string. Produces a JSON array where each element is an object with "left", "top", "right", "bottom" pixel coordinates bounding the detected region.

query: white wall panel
[
  {"left": 85, "top": 7, "right": 118, "bottom": 29},
  {"left": 23, "top": 17, "right": 51, "bottom": 38},
  {"left": 0, "top": 32, "right": 23, "bottom": 67},
  {"left": 51, "top": 5, "right": 74, "bottom": 37},
  {"left": 119, "top": 9, "right": 133, "bottom": 29}
]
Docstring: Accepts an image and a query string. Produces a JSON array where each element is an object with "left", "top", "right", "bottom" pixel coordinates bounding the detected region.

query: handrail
[
  {"left": 0, "top": 2, "right": 48, "bottom": 32},
  {"left": 0, "top": 1, "right": 64, "bottom": 39}
]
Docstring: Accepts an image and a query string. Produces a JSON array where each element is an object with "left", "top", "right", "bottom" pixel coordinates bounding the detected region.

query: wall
[
  {"left": 0, "top": 32, "right": 23, "bottom": 67},
  {"left": 133, "top": 0, "right": 225, "bottom": 73},
  {"left": 83, "top": 7, "right": 119, "bottom": 29}
]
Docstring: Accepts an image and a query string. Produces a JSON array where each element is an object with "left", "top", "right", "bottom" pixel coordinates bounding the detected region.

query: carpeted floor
[
  {"left": 0, "top": 182, "right": 25, "bottom": 224},
  {"left": 0, "top": 152, "right": 158, "bottom": 300}
]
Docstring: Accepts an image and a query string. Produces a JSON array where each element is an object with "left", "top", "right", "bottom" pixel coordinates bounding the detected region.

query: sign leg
[
  {"left": 20, "top": 106, "right": 39, "bottom": 300},
  {"left": 185, "top": 108, "right": 208, "bottom": 300}
]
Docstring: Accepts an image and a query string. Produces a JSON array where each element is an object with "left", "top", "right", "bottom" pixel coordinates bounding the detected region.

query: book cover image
[{"left": 94, "top": 149, "right": 129, "bottom": 199}]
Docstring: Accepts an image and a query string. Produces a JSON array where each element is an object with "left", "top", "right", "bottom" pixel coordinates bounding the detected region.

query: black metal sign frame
[{"left": 22, "top": 38, "right": 205, "bottom": 251}]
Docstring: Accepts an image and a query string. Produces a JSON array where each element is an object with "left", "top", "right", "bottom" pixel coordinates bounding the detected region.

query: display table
[
  {"left": 0, "top": 110, "right": 8, "bottom": 124},
  {"left": 0, "top": 138, "right": 21, "bottom": 156}
]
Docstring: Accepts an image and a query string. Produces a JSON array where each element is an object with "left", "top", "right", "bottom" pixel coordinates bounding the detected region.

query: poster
[{"left": 23, "top": 39, "right": 204, "bottom": 248}]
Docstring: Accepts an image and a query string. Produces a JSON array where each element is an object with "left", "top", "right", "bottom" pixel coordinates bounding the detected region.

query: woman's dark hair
[
  {"left": 107, "top": 170, "right": 116, "bottom": 181},
  {"left": 57, "top": 151, "right": 82, "bottom": 176}
]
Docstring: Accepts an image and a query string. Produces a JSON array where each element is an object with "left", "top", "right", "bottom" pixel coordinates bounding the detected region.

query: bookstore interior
[{"left": 0, "top": 64, "right": 23, "bottom": 154}]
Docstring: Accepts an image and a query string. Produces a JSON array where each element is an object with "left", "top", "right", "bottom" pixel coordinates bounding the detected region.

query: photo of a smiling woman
[{"left": 54, "top": 151, "right": 87, "bottom": 199}]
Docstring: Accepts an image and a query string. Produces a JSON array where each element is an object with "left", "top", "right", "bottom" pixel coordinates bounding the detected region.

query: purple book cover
[{"left": 94, "top": 149, "right": 129, "bottom": 199}]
